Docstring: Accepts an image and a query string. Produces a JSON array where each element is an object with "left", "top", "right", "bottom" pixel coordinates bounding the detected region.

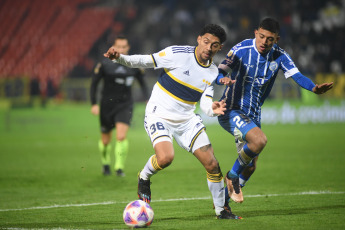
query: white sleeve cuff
[
  {"left": 112, "top": 54, "right": 155, "bottom": 68},
  {"left": 200, "top": 95, "right": 217, "bottom": 117}
]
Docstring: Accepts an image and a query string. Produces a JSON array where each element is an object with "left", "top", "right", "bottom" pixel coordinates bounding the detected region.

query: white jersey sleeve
[
  {"left": 200, "top": 85, "right": 217, "bottom": 117},
  {"left": 151, "top": 46, "right": 181, "bottom": 69},
  {"left": 112, "top": 54, "right": 155, "bottom": 68}
]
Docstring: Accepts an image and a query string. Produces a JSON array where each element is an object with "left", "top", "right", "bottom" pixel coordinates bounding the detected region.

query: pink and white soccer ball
[{"left": 123, "top": 200, "right": 154, "bottom": 228}]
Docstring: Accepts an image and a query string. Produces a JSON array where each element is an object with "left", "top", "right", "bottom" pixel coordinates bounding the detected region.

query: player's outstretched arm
[
  {"left": 104, "top": 46, "right": 155, "bottom": 69},
  {"left": 312, "top": 82, "right": 334, "bottom": 94},
  {"left": 212, "top": 100, "right": 226, "bottom": 116},
  {"left": 104, "top": 47, "right": 120, "bottom": 60}
]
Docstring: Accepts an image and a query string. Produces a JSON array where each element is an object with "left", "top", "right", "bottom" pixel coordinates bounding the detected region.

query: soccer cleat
[
  {"left": 225, "top": 171, "right": 243, "bottom": 203},
  {"left": 216, "top": 209, "right": 242, "bottom": 219},
  {"left": 137, "top": 172, "right": 151, "bottom": 203},
  {"left": 103, "top": 165, "right": 111, "bottom": 176},
  {"left": 116, "top": 169, "right": 125, "bottom": 177}
]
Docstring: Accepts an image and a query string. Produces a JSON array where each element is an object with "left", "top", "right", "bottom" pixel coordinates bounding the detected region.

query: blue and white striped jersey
[{"left": 219, "top": 38, "right": 300, "bottom": 125}]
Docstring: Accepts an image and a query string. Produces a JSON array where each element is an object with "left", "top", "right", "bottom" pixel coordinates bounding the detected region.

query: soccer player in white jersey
[
  {"left": 216, "top": 18, "right": 333, "bottom": 204},
  {"left": 104, "top": 24, "right": 241, "bottom": 219}
]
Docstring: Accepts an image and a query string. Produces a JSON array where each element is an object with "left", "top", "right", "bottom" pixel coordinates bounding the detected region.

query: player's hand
[
  {"left": 312, "top": 82, "right": 333, "bottom": 94},
  {"left": 91, "top": 104, "right": 100, "bottom": 116},
  {"left": 219, "top": 77, "right": 236, "bottom": 86},
  {"left": 104, "top": 47, "right": 120, "bottom": 60},
  {"left": 212, "top": 100, "right": 226, "bottom": 116}
]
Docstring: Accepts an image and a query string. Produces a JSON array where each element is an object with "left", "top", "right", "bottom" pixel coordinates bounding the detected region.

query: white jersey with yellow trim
[{"left": 146, "top": 45, "right": 219, "bottom": 121}]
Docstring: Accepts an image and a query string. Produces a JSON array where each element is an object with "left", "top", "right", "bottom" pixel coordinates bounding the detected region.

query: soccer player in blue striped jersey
[
  {"left": 104, "top": 24, "right": 241, "bottom": 219},
  {"left": 216, "top": 18, "right": 333, "bottom": 204}
]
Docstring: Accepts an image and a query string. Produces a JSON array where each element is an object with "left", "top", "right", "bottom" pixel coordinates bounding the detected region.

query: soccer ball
[{"left": 123, "top": 200, "right": 154, "bottom": 228}]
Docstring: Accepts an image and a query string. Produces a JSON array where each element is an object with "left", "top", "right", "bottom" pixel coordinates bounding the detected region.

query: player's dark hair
[
  {"left": 259, "top": 18, "right": 280, "bottom": 34},
  {"left": 200, "top": 24, "right": 227, "bottom": 44},
  {"left": 113, "top": 35, "right": 128, "bottom": 44}
]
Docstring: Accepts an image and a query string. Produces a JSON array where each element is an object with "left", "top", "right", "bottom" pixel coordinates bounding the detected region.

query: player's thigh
[
  {"left": 173, "top": 115, "right": 208, "bottom": 153},
  {"left": 144, "top": 115, "right": 173, "bottom": 147}
]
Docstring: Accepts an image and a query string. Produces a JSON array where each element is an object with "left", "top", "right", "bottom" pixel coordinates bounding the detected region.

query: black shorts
[{"left": 99, "top": 101, "right": 133, "bottom": 133}]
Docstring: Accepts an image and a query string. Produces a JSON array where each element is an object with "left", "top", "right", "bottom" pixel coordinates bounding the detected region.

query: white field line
[{"left": 0, "top": 190, "right": 344, "bottom": 212}]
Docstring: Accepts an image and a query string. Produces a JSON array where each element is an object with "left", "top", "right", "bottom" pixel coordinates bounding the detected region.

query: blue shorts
[{"left": 218, "top": 110, "right": 259, "bottom": 142}]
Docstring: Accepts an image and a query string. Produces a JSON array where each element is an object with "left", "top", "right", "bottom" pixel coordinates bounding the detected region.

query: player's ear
[
  {"left": 276, "top": 36, "right": 280, "bottom": 43},
  {"left": 197, "top": 35, "right": 202, "bottom": 45}
]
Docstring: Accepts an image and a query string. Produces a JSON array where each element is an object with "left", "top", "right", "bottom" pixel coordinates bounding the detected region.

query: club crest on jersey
[{"left": 269, "top": 61, "right": 278, "bottom": 71}]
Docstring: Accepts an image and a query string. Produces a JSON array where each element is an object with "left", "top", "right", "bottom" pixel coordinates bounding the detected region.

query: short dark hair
[
  {"left": 259, "top": 18, "right": 280, "bottom": 34},
  {"left": 200, "top": 24, "right": 227, "bottom": 44},
  {"left": 113, "top": 35, "right": 128, "bottom": 44}
]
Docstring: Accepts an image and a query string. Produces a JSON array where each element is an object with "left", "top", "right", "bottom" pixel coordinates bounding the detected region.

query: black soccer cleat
[
  {"left": 102, "top": 165, "right": 111, "bottom": 176},
  {"left": 216, "top": 209, "right": 242, "bottom": 219},
  {"left": 137, "top": 173, "right": 151, "bottom": 203},
  {"left": 116, "top": 169, "right": 125, "bottom": 177}
]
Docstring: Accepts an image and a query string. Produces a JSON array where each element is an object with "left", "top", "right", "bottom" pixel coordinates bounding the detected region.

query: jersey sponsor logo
[
  {"left": 115, "top": 76, "right": 134, "bottom": 86},
  {"left": 269, "top": 61, "right": 278, "bottom": 71},
  {"left": 114, "top": 66, "right": 127, "bottom": 74},
  {"left": 255, "top": 77, "right": 269, "bottom": 85},
  {"left": 233, "top": 43, "right": 242, "bottom": 51},
  {"left": 244, "top": 63, "right": 254, "bottom": 69},
  {"left": 225, "top": 57, "right": 234, "bottom": 66},
  {"left": 244, "top": 75, "right": 269, "bottom": 85}
]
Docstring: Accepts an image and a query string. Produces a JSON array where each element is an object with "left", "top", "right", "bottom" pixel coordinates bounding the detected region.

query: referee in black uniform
[{"left": 90, "top": 36, "right": 149, "bottom": 176}]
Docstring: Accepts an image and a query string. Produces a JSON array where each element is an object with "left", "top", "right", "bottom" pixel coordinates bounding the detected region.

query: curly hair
[{"left": 200, "top": 24, "right": 227, "bottom": 44}]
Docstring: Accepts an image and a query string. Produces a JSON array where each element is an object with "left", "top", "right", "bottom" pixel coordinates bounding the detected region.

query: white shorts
[{"left": 144, "top": 114, "right": 211, "bottom": 153}]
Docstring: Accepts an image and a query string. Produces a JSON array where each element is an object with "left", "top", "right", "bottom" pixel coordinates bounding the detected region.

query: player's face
[
  {"left": 113, "top": 39, "right": 130, "bottom": 55},
  {"left": 196, "top": 33, "right": 223, "bottom": 65},
  {"left": 254, "top": 28, "right": 280, "bottom": 54}
]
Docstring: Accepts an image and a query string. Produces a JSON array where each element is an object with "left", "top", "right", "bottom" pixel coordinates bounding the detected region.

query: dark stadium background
[{"left": 0, "top": 0, "right": 344, "bottom": 105}]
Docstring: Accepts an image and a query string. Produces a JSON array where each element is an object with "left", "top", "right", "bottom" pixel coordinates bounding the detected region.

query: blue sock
[
  {"left": 243, "top": 144, "right": 257, "bottom": 158},
  {"left": 224, "top": 186, "right": 230, "bottom": 205},
  {"left": 228, "top": 144, "right": 258, "bottom": 179},
  {"left": 228, "top": 159, "right": 245, "bottom": 178},
  {"left": 239, "top": 174, "right": 250, "bottom": 187}
]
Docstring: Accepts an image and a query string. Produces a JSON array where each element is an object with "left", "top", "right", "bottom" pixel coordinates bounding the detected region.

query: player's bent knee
[{"left": 251, "top": 135, "right": 267, "bottom": 153}]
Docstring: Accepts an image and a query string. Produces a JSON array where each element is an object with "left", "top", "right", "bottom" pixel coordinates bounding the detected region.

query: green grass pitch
[{"left": 0, "top": 103, "right": 345, "bottom": 229}]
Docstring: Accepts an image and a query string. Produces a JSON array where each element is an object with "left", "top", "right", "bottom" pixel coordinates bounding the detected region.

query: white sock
[
  {"left": 140, "top": 155, "right": 162, "bottom": 180},
  {"left": 207, "top": 172, "right": 225, "bottom": 215}
]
